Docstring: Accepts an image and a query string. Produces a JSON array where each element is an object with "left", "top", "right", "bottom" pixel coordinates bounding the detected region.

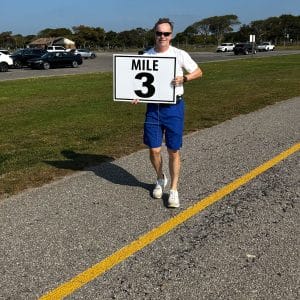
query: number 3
[{"left": 134, "top": 72, "right": 155, "bottom": 98}]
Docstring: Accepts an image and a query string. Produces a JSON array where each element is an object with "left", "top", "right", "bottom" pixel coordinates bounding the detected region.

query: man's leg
[
  {"left": 166, "top": 148, "right": 180, "bottom": 207},
  {"left": 167, "top": 148, "right": 180, "bottom": 190},
  {"left": 149, "top": 147, "right": 164, "bottom": 179},
  {"left": 150, "top": 147, "right": 168, "bottom": 199}
]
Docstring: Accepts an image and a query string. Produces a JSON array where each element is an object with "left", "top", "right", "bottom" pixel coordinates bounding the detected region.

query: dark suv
[
  {"left": 10, "top": 48, "right": 47, "bottom": 68},
  {"left": 233, "top": 43, "right": 256, "bottom": 55}
]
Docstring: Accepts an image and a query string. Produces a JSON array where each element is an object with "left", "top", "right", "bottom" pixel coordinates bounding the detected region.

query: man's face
[{"left": 155, "top": 23, "right": 172, "bottom": 48}]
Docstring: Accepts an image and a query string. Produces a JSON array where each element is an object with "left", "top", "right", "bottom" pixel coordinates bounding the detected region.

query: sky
[{"left": 1, "top": 0, "right": 300, "bottom": 36}]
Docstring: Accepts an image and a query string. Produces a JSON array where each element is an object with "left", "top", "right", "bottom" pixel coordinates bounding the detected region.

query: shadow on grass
[{"left": 45, "top": 150, "right": 152, "bottom": 191}]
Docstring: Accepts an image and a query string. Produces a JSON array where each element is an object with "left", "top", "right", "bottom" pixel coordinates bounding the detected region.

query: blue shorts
[{"left": 143, "top": 99, "right": 185, "bottom": 150}]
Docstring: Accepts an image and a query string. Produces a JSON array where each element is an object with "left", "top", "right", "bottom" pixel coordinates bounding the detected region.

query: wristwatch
[{"left": 183, "top": 75, "right": 188, "bottom": 83}]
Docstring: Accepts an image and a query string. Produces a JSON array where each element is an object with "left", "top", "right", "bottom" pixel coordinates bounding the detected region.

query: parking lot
[{"left": 1, "top": 50, "right": 300, "bottom": 82}]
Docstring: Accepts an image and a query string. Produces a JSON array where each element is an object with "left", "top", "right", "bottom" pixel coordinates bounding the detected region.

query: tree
[
  {"left": 1, "top": 13, "right": 299, "bottom": 50},
  {"left": 0, "top": 31, "right": 13, "bottom": 48},
  {"left": 72, "top": 25, "right": 105, "bottom": 48},
  {"left": 279, "top": 14, "right": 300, "bottom": 45},
  {"left": 173, "top": 25, "right": 198, "bottom": 46},
  {"left": 192, "top": 15, "right": 240, "bottom": 44},
  {"left": 249, "top": 15, "right": 300, "bottom": 44},
  {"left": 249, "top": 20, "right": 267, "bottom": 42},
  {"left": 38, "top": 28, "right": 73, "bottom": 38},
  {"left": 116, "top": 28, "right": 152, "bottom": 49},
  {"left": 13, "top": 34, "right": 27, "bottom": 48},
  {"left": 105, "top": 31, "right": 119, "bottom": 49}
]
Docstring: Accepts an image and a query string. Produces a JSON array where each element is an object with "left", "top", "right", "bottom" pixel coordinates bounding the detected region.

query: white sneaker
[
  {"left": 152, "top": 174, "right": 168, "bottom": 199},
  {"left": 168, "top": 190, "right": 180, "bottom": 208}
]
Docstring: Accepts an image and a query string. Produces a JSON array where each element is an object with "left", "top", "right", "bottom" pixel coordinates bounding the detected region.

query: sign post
[
  {"left": 113, "top": 54, "right": 177, "bottom": 104},
  {"left": 250, "top": 34, "right": 256, "bottom": 56}
]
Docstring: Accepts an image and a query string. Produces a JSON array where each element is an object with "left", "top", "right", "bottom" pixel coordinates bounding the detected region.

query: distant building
[{"left": 29, "top": 37, "right": 76, "bottom": 49}]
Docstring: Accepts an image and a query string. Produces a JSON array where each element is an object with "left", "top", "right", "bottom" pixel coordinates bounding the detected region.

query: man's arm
[
  {"left": 184, "top": 67, "right": 203, "bottom": 82},
  {"left": 172, "top": 67, "right": 203, "bottom": 86}
]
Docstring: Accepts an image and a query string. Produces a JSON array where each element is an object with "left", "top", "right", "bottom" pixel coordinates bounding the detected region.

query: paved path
[{"left": 0, "top": 97, "right": 299, "bottom": 299}]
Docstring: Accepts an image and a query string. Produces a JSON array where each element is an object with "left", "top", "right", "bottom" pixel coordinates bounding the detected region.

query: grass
[{"left": 0, "top": 54, "right": 300, "bottom": 198}]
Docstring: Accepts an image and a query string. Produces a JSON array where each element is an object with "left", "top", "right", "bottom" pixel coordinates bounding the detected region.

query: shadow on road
[{"left": 45, "top": 150, "right": 152, "bottom": 192}]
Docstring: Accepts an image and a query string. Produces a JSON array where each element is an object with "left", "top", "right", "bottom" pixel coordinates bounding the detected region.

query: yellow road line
[{"left": 40, "top": 142, "right": 300, "bottom": 299}]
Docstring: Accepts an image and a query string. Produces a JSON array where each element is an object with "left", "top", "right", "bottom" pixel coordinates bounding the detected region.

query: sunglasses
[{"left": 156, "top": 31, "right": 172, "bottom": 37}]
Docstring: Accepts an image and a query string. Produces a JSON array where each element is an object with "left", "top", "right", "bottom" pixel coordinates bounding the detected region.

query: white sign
[
  {"left": 113, "top": 54, "right": 177, "bottom": 104},
  {"left": 250, "top": 34, "right": 256, "bottom": 42}
]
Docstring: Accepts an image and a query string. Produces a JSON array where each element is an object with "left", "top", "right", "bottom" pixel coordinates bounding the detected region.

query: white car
[
  {"left": 257, "top": 42, "right": 275, "bottom": 51},
  {"left": 0, "top": 49, "right": 10, "bottom": 55},
  {"left": 74, "top": 49, "right": 96, "bottom": 59},
  {"left": 46, "top": 46, "right": 67, "bottom": 52},
  {"left": 0, "top": 52, "right": 13, "bottom": 72},
  {"left": 216, "top": 43, "right": 235, "bottom": 52}
]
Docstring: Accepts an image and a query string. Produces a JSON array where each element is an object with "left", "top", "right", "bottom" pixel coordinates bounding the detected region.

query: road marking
[{"left": 39, "top": 143, "right": 300, "bottom": 299}]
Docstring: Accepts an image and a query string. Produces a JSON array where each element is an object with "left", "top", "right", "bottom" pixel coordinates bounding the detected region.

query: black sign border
[{"left": 113, "top": 54, "right": 177, "bottom": 104}]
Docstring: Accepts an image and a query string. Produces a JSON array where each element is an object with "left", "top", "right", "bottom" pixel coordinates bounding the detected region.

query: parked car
[
  {"left": 216, "top": 43, "right": 235, "bottom": 52},
  {"left": 27, "top": 51, "right": 83, "bottom": 69},
  {"left": 10, "top": 48, "right": 47, "bottom": 68},
  {"left": 0, "top": 52, "right": 13, "bottom": 72},
  {"left": 0, "top": 49, "right": 10, "bottom": 55},
  {"left": 234, "top": 43, "right": 257, "bottom": 55},
  {"left": 46, "top": 45, "right": 68, "bottom": 52},
  {"left": 74, "top": 48, "right": 96, "bottom": 59},
  {"left": 256, "top": 42, "right": 275, "bottom": 51}
]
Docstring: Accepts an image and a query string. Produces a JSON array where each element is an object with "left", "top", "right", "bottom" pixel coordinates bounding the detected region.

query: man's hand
[
  {"left": 172, "top": 76, "right": 185, "bottom": 86},
  {"left": 131, "top": 99, "right": 140, "bottom": 104}
]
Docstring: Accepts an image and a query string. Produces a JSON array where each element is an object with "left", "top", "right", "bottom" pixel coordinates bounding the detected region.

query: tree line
[{"left": 0, "top": 14, "right": 299, "bottom": 50}]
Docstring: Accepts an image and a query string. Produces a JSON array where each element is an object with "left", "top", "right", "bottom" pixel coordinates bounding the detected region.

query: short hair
[{"left": 154, "top": 18, "right": 174, "bottom": 31}]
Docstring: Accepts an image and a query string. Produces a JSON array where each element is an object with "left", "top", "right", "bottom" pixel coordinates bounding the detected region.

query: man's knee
[
  {"left": 150, "top": 147, "right": 161, "bottom": 157},
  {"left": 167, "top": 148, "right": 180, "bottom": 159}
]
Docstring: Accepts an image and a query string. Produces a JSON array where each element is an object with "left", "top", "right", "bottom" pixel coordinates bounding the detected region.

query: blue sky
[{"left": 1, "top": 0, "right": 300, "bottom": 35}]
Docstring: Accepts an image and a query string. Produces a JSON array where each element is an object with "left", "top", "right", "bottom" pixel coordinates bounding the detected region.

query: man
[{"left": 133, "top": 18, "right": 202, "bottom": 208}]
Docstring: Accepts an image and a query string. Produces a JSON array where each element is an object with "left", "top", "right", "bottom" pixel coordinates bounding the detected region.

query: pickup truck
[
  {"left": 46, "top": 46, "right": 67, "bottom": 52},
  {"left": 257, "top": 42, "right": 275, "bottom": 51},
  {"left": 0, "top": 52, "right": 13, "bottom": 71}
]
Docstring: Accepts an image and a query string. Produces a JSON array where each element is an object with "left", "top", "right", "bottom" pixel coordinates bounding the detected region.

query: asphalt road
[
  {"left": 0, "top": 95, "right": 299, "bottom": 299},
  {"left": 1, "top": 49, "right": 300, "bottom": 81}
]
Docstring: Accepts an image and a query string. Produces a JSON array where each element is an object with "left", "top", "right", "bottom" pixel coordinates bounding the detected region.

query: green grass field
[{"left": 0, "top": 54, "right": 300, "bottom": 198}]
